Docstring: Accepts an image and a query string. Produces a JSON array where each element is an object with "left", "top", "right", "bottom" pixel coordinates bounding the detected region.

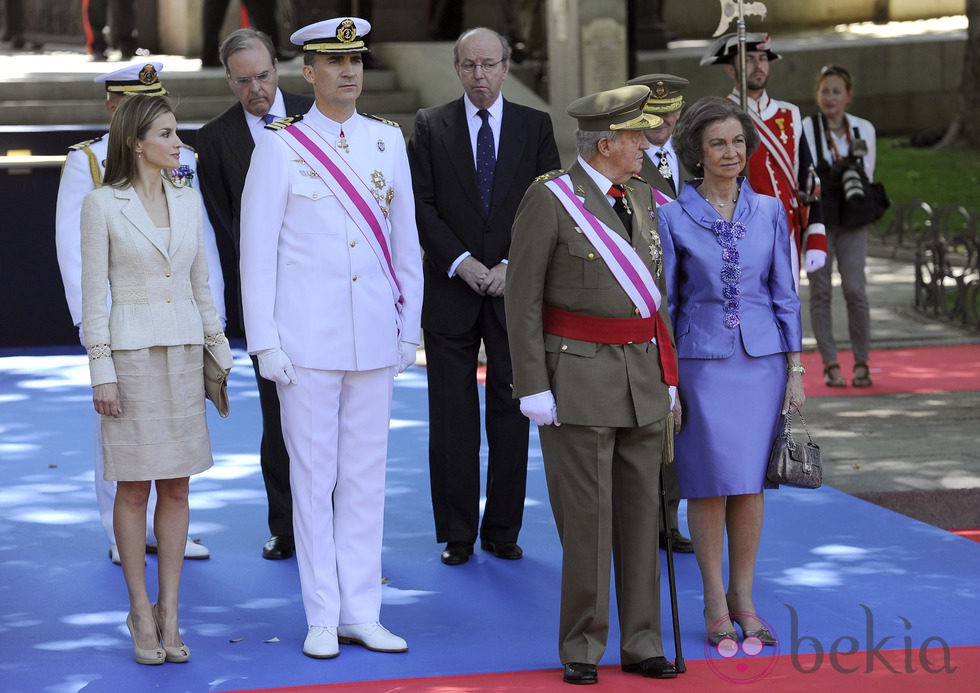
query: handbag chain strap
[{"left": 784, "top": 411, "right": 815, "bottom": 445}]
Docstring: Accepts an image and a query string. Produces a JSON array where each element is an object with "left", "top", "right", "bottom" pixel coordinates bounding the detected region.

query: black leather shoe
[
  {"left": 440, "top": 542, "right": 473, "bottom": 565},
  {"left": 262, "top": 535, "right": 295, "bottom": 560},
  {"left": 562, "top": 662, "right": 597, "bottom": 684},
  {"left": 660, "top": 529, "right": 694, "bottom": 553},
  {"left": 622, "top": 656, "right": 677, "bottom": 679},
  {"left": 480, "top": 540, "right": 523, "bottom": 560}
]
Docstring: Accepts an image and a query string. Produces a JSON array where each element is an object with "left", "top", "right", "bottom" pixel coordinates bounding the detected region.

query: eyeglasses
[
  {"left": 458, "top": 60, "right": 505, "bottom": 74},
  {"left": 229, "top": 69, "right": 276, "bottom": 87}
]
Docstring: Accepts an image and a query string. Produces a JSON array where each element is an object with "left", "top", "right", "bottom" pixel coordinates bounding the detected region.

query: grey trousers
[{"left": 807, "top": 224, "right": 872, "bottom": 367}]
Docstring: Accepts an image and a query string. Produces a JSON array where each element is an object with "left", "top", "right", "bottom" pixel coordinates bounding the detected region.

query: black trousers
[
  {"left": 425, "top": 301, "right": 529, "bottom": 545},
  {"left": 83, "top": 0, "right": 136, "bottom": 56},
  {"left": 249, "top": 354, "right": 292, "bottom": 538}
]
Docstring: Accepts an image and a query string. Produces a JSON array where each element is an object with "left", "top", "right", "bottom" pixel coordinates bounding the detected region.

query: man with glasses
[
  {"left": 197, "top": 28, "right": 313, "bottom": 562},
  {"left": 407, "top": 27, "right": 560, "bottom": 567}
]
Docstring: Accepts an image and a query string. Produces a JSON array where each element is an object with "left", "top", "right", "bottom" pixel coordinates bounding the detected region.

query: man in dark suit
[
  {"left": 407, "top": 27, "right": 560, "bottom": 566},
  {"left": 626, "top": 72, "right": 694, "bottom": 553},
  {"left": 196, "top": 28, "right": 313, "bottom": 561}
]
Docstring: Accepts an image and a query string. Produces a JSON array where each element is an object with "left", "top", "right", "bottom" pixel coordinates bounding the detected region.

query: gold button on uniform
[
  {"left": 165, "top": 273, "right": 171, "bottom": 278},
  {"left": 350, "top": 240, "right": 357, "bottom": 248},
  {"left": 634, "top": 308, "right": 640, "bottom": 316},
  {"left": 561, "top": 344, "right": 568, "bottom": 351},
  {"left": 587, "top": 252, "right": 595, "bottom": 260},
  {"left": 166, "top": 298, "right": 171, "bottom": 303},
  {"left": 352, "top": 275, "right": 358, "bottom": 282}
]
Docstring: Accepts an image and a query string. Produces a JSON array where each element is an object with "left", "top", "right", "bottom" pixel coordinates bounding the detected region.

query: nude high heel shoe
[
  {"left": 153, "top": 603, "right": 191, "bottom": 663},
  {"left": 126, "top": 612, "right": 165, "bottom": 665}
]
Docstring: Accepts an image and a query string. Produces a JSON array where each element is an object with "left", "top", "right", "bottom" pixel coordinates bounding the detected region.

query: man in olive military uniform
[{"left": 506, "top": 85, "right": 679, "bottom": 685}]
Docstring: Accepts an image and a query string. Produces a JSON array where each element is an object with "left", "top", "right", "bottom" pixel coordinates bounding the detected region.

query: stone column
[{"left": 547, "top": 0, "right": 628, "bottom": 156}]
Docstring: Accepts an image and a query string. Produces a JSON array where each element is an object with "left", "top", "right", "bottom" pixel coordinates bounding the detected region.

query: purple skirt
[{"left": 674, "top": 345, "right": 785, "bottom": 498}]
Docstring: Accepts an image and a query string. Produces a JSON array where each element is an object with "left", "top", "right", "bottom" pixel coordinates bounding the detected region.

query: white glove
[
  {"left": 257, "top": 348, "right": 296, "bottom": 386},
  {"left": 804, "top": 249, "right": 827, "bottom": 273},
  {"left": 519, "top": 390, "right": 560, "bottom": 427},
  {"left": 668, "top": 385, "right": 677, "bottom": 410},
  {"left": 397, "top": 341, "right": 417, "bottom": 374}
]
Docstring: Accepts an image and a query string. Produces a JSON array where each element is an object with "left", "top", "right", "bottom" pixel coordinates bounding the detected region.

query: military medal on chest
[
  {"left": 337, "top": 128, "right": 350, "bottom": 153},
  {"left": 657, "top": 152, "right": 672, "bottom": 180}
]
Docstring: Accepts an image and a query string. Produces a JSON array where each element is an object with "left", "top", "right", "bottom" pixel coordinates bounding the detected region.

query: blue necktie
[
  {"left": 262, "top": 113, "right": 277, "bottom": 125},
  {"left": 476, "top": 109, "right": 495, "bottom": 213}
]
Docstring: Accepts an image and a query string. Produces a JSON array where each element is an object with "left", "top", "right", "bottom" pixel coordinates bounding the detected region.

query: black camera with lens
[{"left": 836, "top": 138, "right": 869, "bottom": 208}]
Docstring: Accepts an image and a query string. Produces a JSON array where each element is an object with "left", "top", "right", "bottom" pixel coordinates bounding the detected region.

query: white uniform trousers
[
  {"left": 277, "top": 365, "right": 395, "bottom": 627},
  {"left": 94, "top": 416, "right": 157, "bottom": 546}
]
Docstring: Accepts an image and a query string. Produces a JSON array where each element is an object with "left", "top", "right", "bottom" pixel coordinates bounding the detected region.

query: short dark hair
[
  {"left": 220, "top": 28, "right": 276, "bottom": 70},
  {"left": 671, "top": 96, "right": 760, "bottom": 173},
  {"left": 103, "top": 95, "right": 175, "bottom": 188}
]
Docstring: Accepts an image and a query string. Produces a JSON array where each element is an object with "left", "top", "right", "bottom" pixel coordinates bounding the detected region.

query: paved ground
[{"left": 799, "top": 247, "right": 980, "bottom": 530}]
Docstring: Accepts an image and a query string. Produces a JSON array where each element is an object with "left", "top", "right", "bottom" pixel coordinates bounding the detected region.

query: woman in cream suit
[{"left": 80, "top": 95, "right": 233, "bottom": 665}]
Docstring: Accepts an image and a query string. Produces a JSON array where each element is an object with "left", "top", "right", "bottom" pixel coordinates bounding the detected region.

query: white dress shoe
[
  {"left": 303, "top": 626, "right": 339, "bottom": 659},
  {"left": 183, "top": 539, "right": 210, "bottom": 559},
  {"left": 144, "top": 538, "right": 210, "bottom": 559},
  {"left": 337, "top": 622, "right": 408, "bottom": 653}
]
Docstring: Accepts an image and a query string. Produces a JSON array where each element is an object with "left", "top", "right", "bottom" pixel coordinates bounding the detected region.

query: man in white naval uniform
[
  {"left": 54, "top": 62, "right": 223, "bottom": 565},
  {"left": 240, "top": 17, "right": 423, "bottom": 660}
]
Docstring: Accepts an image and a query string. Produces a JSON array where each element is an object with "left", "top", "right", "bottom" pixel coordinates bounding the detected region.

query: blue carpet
[{"left": 0, "top": 349, "right": 977, "bottom": 692}]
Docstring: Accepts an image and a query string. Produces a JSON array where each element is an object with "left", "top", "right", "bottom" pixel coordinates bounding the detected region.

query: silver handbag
[{"left": 766, "top": 412, "right": 822, "bottom": 489}]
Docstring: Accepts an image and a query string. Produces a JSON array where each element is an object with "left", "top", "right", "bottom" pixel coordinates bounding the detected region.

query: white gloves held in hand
[
  {"left": 805, "top": 249, "right": 827, "bottom": 273},
  {"left": 398, "top": 342, "right": 417, "bottom": 374},
  {"left": 257, "top": 348, "right": 296, "bottom": 386},
  {"left": 520, "top": 390, "right": 560, "bottom": 427}
]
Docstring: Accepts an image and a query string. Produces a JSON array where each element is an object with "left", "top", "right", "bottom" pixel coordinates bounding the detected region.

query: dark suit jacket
[
  {"left": 407, "top": 97, "right": 560, "bottom": 335},
  {"left": 639, "top": 146, "right": 690, "bottom": 200},
  {"left": 197, "top": 91, "right": 313, "bottom": 255}
]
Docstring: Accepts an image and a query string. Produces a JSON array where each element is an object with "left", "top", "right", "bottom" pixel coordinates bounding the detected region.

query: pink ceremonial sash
[
  {"left": 275, "top": 121, "right": 403, "bottom": 305},
  {"left": 652, "top": 188, "right": 671, "bottom": 206},
  {"left": 544, "top": 175, "right": 661, "bottom": 317}
]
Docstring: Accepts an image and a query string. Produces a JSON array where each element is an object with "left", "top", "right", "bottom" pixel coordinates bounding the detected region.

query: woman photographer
[{"left": 802, "top": 65, "right": 878, "bottom": 387}]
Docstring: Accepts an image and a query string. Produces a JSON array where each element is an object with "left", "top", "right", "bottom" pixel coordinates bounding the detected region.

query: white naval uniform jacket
[
  {"left": 239, "top": 106, "right": 423, "bottom": 372},
  {"left": 55, "top": 135, "right": 226, "bottom": 336}
]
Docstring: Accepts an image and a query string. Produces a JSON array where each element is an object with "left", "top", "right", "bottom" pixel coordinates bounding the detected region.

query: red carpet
[
  {"left": 238, "top": 646, "right": 979, "bottom": 692},
  {"left": 802, "top": 345, "right": 980, "bottom": 397}
]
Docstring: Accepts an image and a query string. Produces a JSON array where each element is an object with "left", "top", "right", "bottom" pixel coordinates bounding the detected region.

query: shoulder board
[
  {"left": 182, "top": 143, "right": 197, "bottom": 153},
  {"left": 534, "top": 169, "right": 567, "bottom": 183},
  {"left": 361, "top": 113, "right": 400, "bottom": 128},
  {"left": 68, "top": 136, "right": 103, "bottom": 151},
  {"left": 632, "top": 174, "right": 649, "bottom": 184},
  {"left": 264, "top": 114, "right": 303, "bottom": 131}
]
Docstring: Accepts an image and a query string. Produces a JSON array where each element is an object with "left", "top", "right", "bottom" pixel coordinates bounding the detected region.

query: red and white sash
[
  {"left": 544, "top": 175, "right": 661, "bottom": 317},
  {"left": 728, "top": 93, "right": 799, "bottom": 207},
  {"left": 275, "top": 121, "right": 403, "bottom": 306}
]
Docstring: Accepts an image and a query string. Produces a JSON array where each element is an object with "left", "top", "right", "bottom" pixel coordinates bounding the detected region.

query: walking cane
[{"left": 660, "top": 461, "right": 686, "bottom": 673}]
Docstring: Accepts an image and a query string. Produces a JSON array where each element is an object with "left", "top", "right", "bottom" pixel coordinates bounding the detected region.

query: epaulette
[
  {"left": 264, "top": 114, "right": 303, "bottom": 131},
  {"left": 182, "top": 143, "right": 197, "bottom": 154},
  {"left": 68, "top": 135, "right": 103, "bottom": 151},
  {"left": 361, "top": 113, "right": 400, "bottom": 128},
  {"left": 632, "top": 174, "right": 649, "bottom": 184},
  {"left": 534, "top": 169, "right": 567, "bottom": 183}
]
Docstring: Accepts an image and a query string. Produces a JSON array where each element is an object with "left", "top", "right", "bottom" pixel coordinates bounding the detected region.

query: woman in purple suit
[{"left": 658, "top": 97, "right": 806, "bottom": 649}]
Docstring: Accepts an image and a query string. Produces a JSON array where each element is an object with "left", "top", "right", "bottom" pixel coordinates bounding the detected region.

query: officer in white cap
[
  {"left": 239, "top": 17, "right": 422, "bottom": 659},
  {"left": 54, "top": 62, "right": 224, "bottom": 565}
]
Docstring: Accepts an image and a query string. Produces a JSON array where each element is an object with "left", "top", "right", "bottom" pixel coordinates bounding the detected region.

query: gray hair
[
  {"left": 453, "top": 27, "right": 511, "bottom": 65},
  {"left": 576, "top": 129, "right": 617, "bottom": 160},
  {"left": 672, "top": 96, "right": 760, "bottom": 172},
  {"left": 219, "top": 28, "right": 276, "bottom": 70}
]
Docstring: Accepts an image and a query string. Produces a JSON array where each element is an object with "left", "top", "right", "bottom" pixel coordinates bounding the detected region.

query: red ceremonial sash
[{"left": 543, "top": 175, "right": 678, "bottom": 385}]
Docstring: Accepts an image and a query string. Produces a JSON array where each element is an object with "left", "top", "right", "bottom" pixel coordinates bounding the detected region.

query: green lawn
[{"left": 875, "top": 137, "right": 980, "bottom": 211}]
